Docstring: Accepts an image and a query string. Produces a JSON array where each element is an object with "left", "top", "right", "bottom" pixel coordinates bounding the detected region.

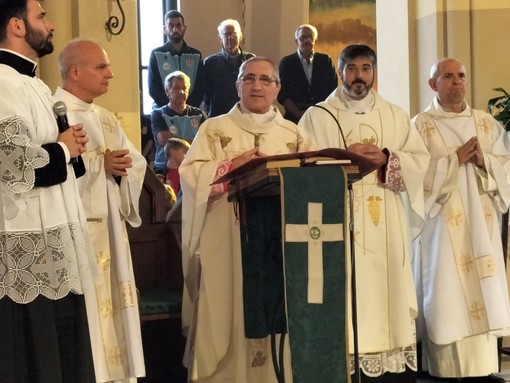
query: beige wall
[
  {"left": 40, "top": 0, "right": 141, "bottom": 149},
  {"left": 181, "top": 0, "right": 307, "bottom": 62},
  {"left": 382, "top": 0, "right": 510, "bottom": 117}
]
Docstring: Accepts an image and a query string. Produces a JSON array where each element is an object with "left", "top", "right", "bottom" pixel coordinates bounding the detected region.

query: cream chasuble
[
  {"left": 54, "top": 88, "right": 147, "bottom": 382},
  {"left": 413, "top": 98, "right": 510, "bottom": 378},
  {"left": 299, "top": 88, "right": 430, "bottom": 377},
  {"left": 180, "top": 104, "right": 315, "bottom": 382}
]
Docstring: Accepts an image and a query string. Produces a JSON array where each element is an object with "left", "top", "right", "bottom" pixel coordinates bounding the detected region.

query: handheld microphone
[
  {"left": 53, "top": 101, "right": 79, "bottom": 164},
  {"left": 53, "top": 101, "right": 70, "bottom": 133}
]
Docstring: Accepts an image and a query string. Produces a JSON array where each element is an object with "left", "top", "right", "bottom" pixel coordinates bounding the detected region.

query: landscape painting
[{"left": 310, "top": 0, "right": 376, "bottom": 69}]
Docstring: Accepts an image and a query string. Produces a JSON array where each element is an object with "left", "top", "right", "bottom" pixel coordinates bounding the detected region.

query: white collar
[
  {"left": 339, "top": 88, "right": 375, "bottom": 114},
  {"left": 238, "top": 103, "right": 277, "bottom": 123}
]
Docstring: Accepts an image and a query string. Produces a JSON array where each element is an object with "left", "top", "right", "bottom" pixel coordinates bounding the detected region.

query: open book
[{"left": 213, "top": 147, "right": 378, "bottom": 185}]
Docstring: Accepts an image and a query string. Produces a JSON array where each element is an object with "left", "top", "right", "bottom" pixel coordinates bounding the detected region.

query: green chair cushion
[{"left": 139, "top": 287, "right": 182, "bottom": 316}]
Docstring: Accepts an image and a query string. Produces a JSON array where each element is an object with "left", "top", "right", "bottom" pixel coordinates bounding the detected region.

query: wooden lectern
[{"left": 215, "top": 148, "right": 377, "bottom": 383}]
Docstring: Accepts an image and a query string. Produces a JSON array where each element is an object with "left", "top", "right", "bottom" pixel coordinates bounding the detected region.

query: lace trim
[
  {"left": 0, "top": 116, "right": 49, "bottom": 219},
  {"left": 0, "top": 223, "right": 88, "bottom": 303},
  {"left": 0, "top": 116, "right": 49, "bottom": 193},
  {"left": 350, "top": 343, "right": 417, "bottom": 377}
]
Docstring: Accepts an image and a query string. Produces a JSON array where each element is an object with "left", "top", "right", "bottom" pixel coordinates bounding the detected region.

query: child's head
[{"left": 164, "top": 137, "right": 190, "bottom": 166}]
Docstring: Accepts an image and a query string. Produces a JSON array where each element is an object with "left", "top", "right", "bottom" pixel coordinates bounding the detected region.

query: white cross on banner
[
  {"left": 279, "top": 166, "right": 348, "bottom": 383},
  {"left": 285, "top": 202, "right": 343, "bottom": 304}
]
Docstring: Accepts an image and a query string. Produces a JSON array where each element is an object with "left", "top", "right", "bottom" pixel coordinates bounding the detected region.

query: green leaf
[
  {"left": 488, "top": 88, "right": 510, "bottom": 131},
  {"left": 492, "top": 87, "right": 510, "bottom": 98}
]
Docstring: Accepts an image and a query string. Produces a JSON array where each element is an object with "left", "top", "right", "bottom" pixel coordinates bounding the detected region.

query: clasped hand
[
  {"left": 457, "top": 136, "right": 484, "bottom": 167},
  {"left": 58, "top": 123, "right": 88, "bottom": 158}
]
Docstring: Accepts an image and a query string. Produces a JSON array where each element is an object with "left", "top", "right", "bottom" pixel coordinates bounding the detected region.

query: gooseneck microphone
[
  {"left": 53, "top": 101, "right": 79, "bottom": 164},
  {"left": 310, "top": 104, "right": 348, "bottom": 150}
]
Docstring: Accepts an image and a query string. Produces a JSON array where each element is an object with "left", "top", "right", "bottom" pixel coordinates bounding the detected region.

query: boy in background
[{"left": 164, "top": 137, "right": 190, "bottom": 196}]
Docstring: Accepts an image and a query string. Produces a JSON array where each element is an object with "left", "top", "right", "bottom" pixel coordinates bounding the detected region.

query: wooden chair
[{"left": 127, "top": 166, "right": 183, "bottom": 322}]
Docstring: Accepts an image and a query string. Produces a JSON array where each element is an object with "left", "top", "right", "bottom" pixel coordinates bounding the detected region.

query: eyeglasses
[
  {"left": 298, "top": 35, "right": 314, "bottom": 42},
  {"left": 221, "top": 31, "right": 238, "bottom": 38},
  {"left": 239, "top": 74, "right": 279, "bottom": 86}
]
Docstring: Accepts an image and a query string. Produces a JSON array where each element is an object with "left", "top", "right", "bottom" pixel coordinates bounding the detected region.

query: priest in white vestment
[
  {"left": 299, "top": 44, "right": 430, "bottom": 382},
  {"left": 413, "top": 58, "right": 510, "bottom": 380},
  {"left": 0, "top": 2, "right": 99, "bottom": 381},
  {"left": 180, "top": 57, "right": 315, "bottom": 382},
  {"left": 55, "top": 40, "right": 147, "bottom": 382}
]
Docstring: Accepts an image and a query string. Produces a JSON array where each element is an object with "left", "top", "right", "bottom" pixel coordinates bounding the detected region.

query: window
[{"left": 138, "top": 0, "right": 179, "bottom": 115}]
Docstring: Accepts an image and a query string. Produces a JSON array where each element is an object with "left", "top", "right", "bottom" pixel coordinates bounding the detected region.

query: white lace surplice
[{"left": 0, "top": 64, "right": 97, "bottom": 303}]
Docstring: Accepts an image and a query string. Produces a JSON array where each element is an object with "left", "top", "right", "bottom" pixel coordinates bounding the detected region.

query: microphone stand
[{"left": 348, "top": 181, "right": 361, "bottom": 383}]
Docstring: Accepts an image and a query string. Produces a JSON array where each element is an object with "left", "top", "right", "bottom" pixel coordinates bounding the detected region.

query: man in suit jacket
[
  {"left": 278, "top": 24, "right": 338, "bottom": 123},
  {"left": 200, "top": 19, "right": 254, "bottom": 117}
]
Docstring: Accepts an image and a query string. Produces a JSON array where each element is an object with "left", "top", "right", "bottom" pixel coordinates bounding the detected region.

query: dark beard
[
  {"left": 344, "top": 79, "right": 373, "bottom": 98},
  {"left": 24, "top": 19, "right": 54, "bottom": 58},
  {"left": 170, "top": 33, "right": 183, "bottom": 44}
]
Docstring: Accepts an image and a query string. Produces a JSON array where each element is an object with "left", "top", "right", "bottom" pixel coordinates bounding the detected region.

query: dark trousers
[{"left": 0, "top": 293, "right": 95, "bottom": 383}]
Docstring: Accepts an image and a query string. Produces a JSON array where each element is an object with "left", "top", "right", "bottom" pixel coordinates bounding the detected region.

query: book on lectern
[
  {"left": 212, "top": 147, "right": 379, "bottom": 201},
  {"left": 213, "top": 147, "right": 378, "bottom": 186}
]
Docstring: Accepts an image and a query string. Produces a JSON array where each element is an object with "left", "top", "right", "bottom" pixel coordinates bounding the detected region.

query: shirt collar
[
  {"left": 221, "top": 48, "right": 241, "bottom": 59},
  {"left": 166, "top": 40, "right": 189, "bottom": 55},
  {"left": 297, "top": 49, "right": 314, "bottom": 63},
  {"left": 0, "top": 49, "right": 37, "bottom": 77}
]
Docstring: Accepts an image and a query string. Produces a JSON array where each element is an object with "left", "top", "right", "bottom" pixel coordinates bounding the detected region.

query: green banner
[{"left": 281, "top": 166, "right": 347, "bottom": 383}]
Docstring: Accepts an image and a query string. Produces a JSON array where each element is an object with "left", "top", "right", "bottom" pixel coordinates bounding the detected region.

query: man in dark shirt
[
  {"left": 151, "top": 70, "right": 206, "bottom": 174},
  {"left": 201, "top": 19, "right": 254, "bottom": 117},
  {"left": 278, "top": 24, "right": 338, "bottom": 123},
  {"left": 148, "top": 10, "right": 204, "bottom": 108}
]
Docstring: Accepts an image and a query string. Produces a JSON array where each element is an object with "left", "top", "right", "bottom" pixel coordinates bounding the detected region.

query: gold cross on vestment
[
  {"left": 476, "top": 117, "right": 491, "bottom": 135},
  {"left": 469, "top": 301, "right": 486, "bottom": 321},
  {"left": 120, "top": 281, "right": 135, "bottom": 308},
  {"left": 458, "top": 255, "right": 475, "bottom": 273},
  {"left": 420, "top": 121, "right": 436, "bottom": 139}
]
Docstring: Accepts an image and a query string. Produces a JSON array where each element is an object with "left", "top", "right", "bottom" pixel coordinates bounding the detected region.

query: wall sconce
[{"left": 105, "top": 0, "right": 126, "bottom": 36}]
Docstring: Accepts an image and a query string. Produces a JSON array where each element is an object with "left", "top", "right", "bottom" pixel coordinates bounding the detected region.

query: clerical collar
[
  {"left": 432, "top": 97, "right": 470, "bottom": 118},
  {"left": 436, "top": 98, "right": 467, "bottom": 114},
  {"left": 238, "top": 103, "right": 277, "bottom": 123},
  {"left": 0, "top": 49, "right": 37, "bottom": 77},
  {"left": 339, "top": 88, "right": 375, "bottom": 114}
]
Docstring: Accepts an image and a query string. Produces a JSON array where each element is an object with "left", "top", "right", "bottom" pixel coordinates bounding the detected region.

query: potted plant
[
  {"left": 487, "top": 87, "right": 510, "bottom": 264},
  {"left": 488, "top": 87, "right": 510, "bottom": 131},
  {"left": 488, "top": 88, "right": 510, "bottom": 362},
  {"left": 488, "top": 88, "right": 510, "bottom": 240}
]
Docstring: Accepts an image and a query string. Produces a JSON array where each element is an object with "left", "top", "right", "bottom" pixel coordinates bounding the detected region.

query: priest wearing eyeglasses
[{"left": 180, "top": 56, "right": 316, "bottom": 382}]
